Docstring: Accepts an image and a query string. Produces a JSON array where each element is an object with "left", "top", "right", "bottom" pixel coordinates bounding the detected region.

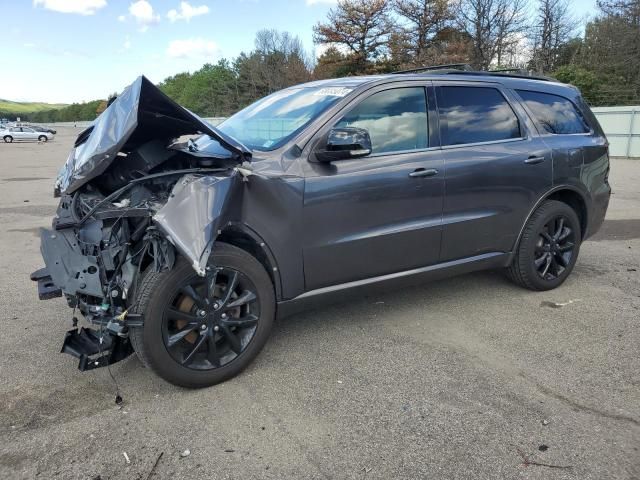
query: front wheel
[
  {"left": 38, "top": 135, "right": 48, "bottom": 142},
  {"left": 130, "top": 243, "right": 275, "bottom": 388},
  {"left": 507, "top": 200, "right": 582, "bottom": 291},
  {"left": 3, "top": 136, "right": 12, "bottom": 143}
]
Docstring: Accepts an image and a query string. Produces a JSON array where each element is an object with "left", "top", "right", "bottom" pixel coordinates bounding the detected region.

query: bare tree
[
  {"left": 313, "top": 0, "right": 395, "bottom": 69},
  {"left": 253, "top": 29, "right": 311, "bottom": 93},
  {"left": 455, "top": 0, "right": 530, "bottom": 69},
  {"left": 598, "top": 0, "right": 640, "bottom": 24},
  {"left": 234, "top": 30, "right": 312, "bottom": 107},
  {"left": 530, "top": 0, "right": 576, "bottom": 73},
  {"left": 393, "top": 0, "right": 453, "bottom": 63}
]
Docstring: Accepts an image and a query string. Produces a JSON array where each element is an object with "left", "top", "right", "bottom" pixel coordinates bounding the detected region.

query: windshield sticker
[{"left": 314, "top": 87, "right": 353, "bottom": 97}]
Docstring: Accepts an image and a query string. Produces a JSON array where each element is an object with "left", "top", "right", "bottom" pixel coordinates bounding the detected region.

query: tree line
[
  {"left": 12, "top": 0, "right": 640, "bottom": 123},
  {"left": 313, "top": 0, "right": 639, "bottom": 106},
  {"left": 1, "top": 99, "right": 109, "bottom": 124}
]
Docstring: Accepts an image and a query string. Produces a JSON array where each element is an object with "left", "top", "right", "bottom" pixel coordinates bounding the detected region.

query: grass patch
[{"left": 0, "top": 99, "right": 68, "bottom": 114}]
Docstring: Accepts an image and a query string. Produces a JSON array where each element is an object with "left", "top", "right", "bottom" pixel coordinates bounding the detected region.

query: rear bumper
[{"left": 586, "top": 181, "right": 611, "bottom": 239}]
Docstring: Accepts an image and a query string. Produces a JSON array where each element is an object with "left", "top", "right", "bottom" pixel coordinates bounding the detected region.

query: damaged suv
[{"left": 33, "top": 72, "right": 610, "bottom": 388}]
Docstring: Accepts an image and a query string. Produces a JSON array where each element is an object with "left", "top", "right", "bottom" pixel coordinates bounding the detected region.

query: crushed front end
[{"left": 31, "top": 76, "right": 250, "bottom": 372}]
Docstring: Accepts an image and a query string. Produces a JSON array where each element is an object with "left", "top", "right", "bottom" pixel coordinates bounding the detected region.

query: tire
[
  {"left": 3, "top": 136, "right": 12, "bottom": 143},
  {"left": 507, "top": 200, "right": 582, "bottom": 291},
  {"left": 130, "top": 243, "right": 275, "bottom": 388},
  {"left": 38, "top": 135, "right": 47, "bottom": 142}
]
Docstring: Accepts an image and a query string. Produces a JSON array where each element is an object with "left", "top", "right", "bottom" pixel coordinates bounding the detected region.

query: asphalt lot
[{"left": 0, "top": 128, "right": 638, "bottom": 480}]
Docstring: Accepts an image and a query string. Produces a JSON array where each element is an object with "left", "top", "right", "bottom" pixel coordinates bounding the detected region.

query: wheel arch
[
  {"left": 545, "top": 189, "right": 588, "bottom": 238},
  {"left": 216, "top": 224, "right": 283, "bottom": 300},
  {"left": 513, "top": 186, "right": 589, "bottom": 252}
]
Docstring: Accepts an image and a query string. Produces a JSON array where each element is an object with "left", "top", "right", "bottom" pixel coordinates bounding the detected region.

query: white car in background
[{"left": 1, "top": 126, "right": 53, "bottom": 143}]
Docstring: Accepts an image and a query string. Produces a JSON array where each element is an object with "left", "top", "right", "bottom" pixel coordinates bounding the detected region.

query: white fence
[
  {"left": 50, "top": 110, "right": 640, "bottom": 158},
  {"left": 591, "top": 107, "right": 640, "bottom": 158}
]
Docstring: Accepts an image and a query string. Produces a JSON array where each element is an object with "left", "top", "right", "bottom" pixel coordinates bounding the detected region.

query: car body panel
[
  {"left": 437, "top": 137, "right": 553, "bottom": 260},
  {"left": 302, "top": 148, "right": 444, "bottom": 290},
  {"left": 153, "top": 174, "right": 238, "bottom": 276}
]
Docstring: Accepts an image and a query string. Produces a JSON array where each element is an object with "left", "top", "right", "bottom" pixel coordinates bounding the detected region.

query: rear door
[
  {"left": 302, "top": 83, "right": 444, "bottom": 290},
  {"left": 434, "top": 82, "right": 553, "bottom": 261},
  {"left": 10, "top": 127, "right": 24, "bottom": 140}
]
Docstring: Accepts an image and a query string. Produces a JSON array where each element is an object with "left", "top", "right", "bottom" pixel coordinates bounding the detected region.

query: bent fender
[{"left": 153, "top": 173, "right": 239, "bottom": 276}]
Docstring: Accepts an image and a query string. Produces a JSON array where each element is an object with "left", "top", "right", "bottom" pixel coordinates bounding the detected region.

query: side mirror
[{"left": 315, "top": 127, "right": 372, "bottom": 162}]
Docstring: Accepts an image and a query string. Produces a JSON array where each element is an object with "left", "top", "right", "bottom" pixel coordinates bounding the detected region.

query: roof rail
[
  {"left": 391, "top": 64, "right": 473, "bottom": 74},
  {"left": 490, "top": 67, "right": 532, "bottom": 75},
  {"left": 453, "top": 70, "right": 553, "bottom": 81},
  {"left": 392, "top": 64, "right": 553, "bottom": 82}
]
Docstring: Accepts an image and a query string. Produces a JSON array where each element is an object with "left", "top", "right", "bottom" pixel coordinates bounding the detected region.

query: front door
[{"left": 302, "top": 84, "right": 444, "bottom": 291}]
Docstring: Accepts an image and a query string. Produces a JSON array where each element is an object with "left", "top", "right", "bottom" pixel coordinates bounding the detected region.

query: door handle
[
  {"left": 409, "top": 168, "right": 439, "bottom": 178},
  {"left": 524, "top": 156, "right": 545, "bottom": 165}
]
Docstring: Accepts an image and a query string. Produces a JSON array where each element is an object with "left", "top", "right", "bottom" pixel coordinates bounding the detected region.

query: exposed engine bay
[{"left": 32, "top": 76, "right": 253, "bottom": 371}]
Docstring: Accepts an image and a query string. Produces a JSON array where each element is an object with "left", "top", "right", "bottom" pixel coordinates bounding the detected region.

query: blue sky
[{"left": 2, "top": 0, "right": 599, "bottom": 104}]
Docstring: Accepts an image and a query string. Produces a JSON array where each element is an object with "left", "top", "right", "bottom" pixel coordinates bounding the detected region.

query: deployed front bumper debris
[
  {"left": 30, "top": 267, "right": 62, "bottom": 300},
  {"left": 61, "top": 327, "right": 133, "bottom": 371},
  {"left": 40, "top": 227, "right": 104, "bottom": 298},
  {"left": 32, "top": 76, "right": 251, "bottom": 372}
]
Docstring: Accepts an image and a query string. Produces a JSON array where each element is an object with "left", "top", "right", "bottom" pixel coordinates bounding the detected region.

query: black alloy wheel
[
  {"left": 162, "top": 267, "right": 260, "bottom": 370},
  {"left": 507, "top": 200, "right": 582, "bottom": 291},
  {"left": 533, "top": 215, "right": 576, "bottom": 281},
  {"left": 130, "top": 243, "right": 275, "bottom": 388}
]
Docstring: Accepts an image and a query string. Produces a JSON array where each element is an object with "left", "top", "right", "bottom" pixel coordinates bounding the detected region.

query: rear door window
[
  {"left": 335, "top": 87, "right": 428, "bottom": 154},
  {"left": 437, "top": 86, "right": 521, "bottom": 146},
  {"left": 516, "top": 90, "right": 589, "bottom": 134}
]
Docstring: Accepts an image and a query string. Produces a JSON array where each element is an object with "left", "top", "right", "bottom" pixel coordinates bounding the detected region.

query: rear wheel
[
  {"left": 507, "top": 200, "right": 581, "bottom": 291},
  {"left": 38, "top": 135, "right": 47, "bottom": 142},
  {"left": 130, "top": 243, "right": 275, "bottom": 388},
  {"left": 3, "top": 136, "right": 12, "bottom": 143}
]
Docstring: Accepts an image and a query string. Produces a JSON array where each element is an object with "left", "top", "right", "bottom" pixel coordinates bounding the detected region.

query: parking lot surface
[{"left": 0, "top": 128, "right": 638, "bottom": 479}]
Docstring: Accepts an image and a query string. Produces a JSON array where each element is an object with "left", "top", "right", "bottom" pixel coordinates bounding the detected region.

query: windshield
[{"left": 204, "top": 85, "right": 353, "bottom": 151}]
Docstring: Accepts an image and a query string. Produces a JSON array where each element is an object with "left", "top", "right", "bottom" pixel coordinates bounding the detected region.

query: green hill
[{"left": 0, "top": 99, "right": 68, "bottom": 115}]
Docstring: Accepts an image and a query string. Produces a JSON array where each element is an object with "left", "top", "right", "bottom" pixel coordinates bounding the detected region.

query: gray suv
[{"left": 33, "top": 71, "right": 610, "bottom": 387}]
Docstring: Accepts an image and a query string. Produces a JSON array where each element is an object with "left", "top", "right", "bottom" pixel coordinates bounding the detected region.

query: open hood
[{"left": 56, "top": 75, "right": 251, "bottom": 194}]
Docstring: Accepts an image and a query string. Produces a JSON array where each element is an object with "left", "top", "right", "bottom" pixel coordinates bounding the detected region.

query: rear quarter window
[{"left": 516, "top": 90, "right": 589, "bottom": 135}]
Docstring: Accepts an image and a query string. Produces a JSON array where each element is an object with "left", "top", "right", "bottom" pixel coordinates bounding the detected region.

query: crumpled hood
[{"left": 55, "top": 75, "right": 251, "bottom": 194}]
